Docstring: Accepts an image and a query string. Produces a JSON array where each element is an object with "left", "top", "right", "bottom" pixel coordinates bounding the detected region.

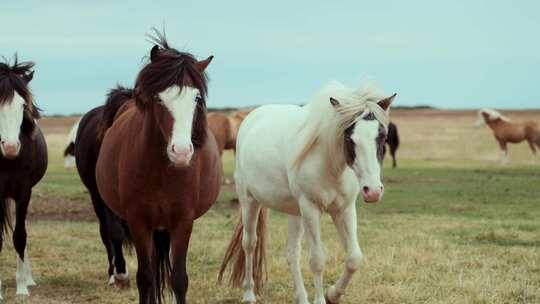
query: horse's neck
[{"left": 487, "top": 119, "right": 508, "bottom": 132}]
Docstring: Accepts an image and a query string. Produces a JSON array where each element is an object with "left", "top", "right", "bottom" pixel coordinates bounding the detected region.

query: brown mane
[
  {"left": 0, "top": 55, "right": 41, "bottom": 136},
  {"left": 134, "top": 29, "right": 208, "bottom": 148}
]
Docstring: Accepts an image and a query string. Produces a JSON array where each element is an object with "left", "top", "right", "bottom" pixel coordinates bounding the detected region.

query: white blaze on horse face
[
  {"left": 0, "top": 92, "right": 25, "bottom": 158},
  {"left": 350, "top": 119, "right": 384, "bottom": 203},
  {"left": 158, "top": 85, "right": 199, "bottom": 167}
]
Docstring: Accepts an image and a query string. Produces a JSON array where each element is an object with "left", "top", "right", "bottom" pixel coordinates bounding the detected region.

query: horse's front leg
[
  {"left": 326, "top": 204, "right": 362, "bottom": 303},
  {"left": 497, "top": 140, "right": 508, "bottom": 164},
  {"left": 299, "top": 197, "right": 325, "bottom": 304},
  {"left": 170, "top": 220, "right": 193, "bottom": 304},
  {"left": 13, "top": 190, "right": 36, "bottom": 296}
]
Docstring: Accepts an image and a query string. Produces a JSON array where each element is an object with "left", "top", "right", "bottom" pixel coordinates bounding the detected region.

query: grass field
[{"left": 1, "top": 110, "right": 539, "bottom": 303}]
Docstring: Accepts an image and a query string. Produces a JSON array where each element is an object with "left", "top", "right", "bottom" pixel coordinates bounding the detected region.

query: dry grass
[{"left": 1, "top": 110, "right": 539, "bottom": 303}]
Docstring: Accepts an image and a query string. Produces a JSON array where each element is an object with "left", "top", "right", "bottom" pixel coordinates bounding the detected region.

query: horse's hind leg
[
  {"left": 326, "top": 204, "right": 363, "bottom": 303},
  {"left": 13, "top": 190, "right": 36, "bottom": 296},
  {"left": 240, "top": 192, "right": 261, "bottom": 303},
  {"left": 107, "top": 210, "right": 130, "bottom": 288},
  {"left": 170, "top": 221, "right": 194, "bottom": 304},
  {"left": 286, "top": 215, "right": 309, "bottom": 304},
  {"left": 90, "top": 194, "right": 115, "bottom": 285}
]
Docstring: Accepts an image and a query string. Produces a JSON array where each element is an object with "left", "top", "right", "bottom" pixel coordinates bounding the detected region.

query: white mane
[
  {"left": 293, "top": 81, "right": 389, "bottom": 174},
  {"left": 479, "top": 108, "right": 511, "bottom": 122}
]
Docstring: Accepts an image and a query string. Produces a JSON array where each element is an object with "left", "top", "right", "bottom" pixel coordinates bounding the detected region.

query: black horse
[
  {"left": 0, "top": 56, "right": 47, "bottom": 299},
  {"left": 74, "top": 85, "right": 133, "bottom": 288},
  {"left": 382, "top": 122, "right": 400, "bottom": 168}
]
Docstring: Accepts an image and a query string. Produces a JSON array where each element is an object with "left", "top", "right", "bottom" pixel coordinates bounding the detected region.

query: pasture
[{"left": 1, "top": 109, "right": 539, "bottom": 304}]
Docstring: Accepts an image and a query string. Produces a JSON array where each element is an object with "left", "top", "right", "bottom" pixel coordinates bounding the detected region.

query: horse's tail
[
  {"left": 98, "top": 85, "right": 133, "bottom": 139},
  {"left": 153, "top": 230, "right": 171, "bottom": 304},
  {"left": 0, "top": 198, "right": 13, "bottom": 252},
  {"left": 218, "top": 207, "right": 268, "bottom": 293}
]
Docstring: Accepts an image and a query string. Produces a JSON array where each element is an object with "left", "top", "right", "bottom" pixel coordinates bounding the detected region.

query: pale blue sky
[{"left": 1, "top": 1, "right": 539, "bottom": 114}]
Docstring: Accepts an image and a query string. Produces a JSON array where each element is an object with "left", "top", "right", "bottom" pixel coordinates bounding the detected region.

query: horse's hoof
[
  {"left": 16, "top": 287, "right": 30, "bottom": 296},
  {"left": 108, "top": 275, "right": 115, "bottom": 286},
  {"left": 325, "top": 293, "right": 339, "bottom": 304},
  {"left": 113, "top": 276, "right": 130, "bottom": 289}
]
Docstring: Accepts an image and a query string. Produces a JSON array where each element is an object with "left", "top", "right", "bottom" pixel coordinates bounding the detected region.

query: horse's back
[{"left": 75, "top": 107, "right": 105, "bottom": 191}]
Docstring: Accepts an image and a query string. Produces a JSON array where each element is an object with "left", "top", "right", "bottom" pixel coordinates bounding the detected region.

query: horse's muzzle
[{"left": 1, "top": 140, "right": 20, "bottom": 159}]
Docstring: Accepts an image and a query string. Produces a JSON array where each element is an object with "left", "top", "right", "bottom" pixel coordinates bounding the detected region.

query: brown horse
[
  {"left": 95, "top": 31, "right": 221, "bottom": 304},
  {"left": 207, "top": 109, "right": 252, "bottom": 155},
  {"left": 475, "top": 108, "right": 540, "bottom": 162}
]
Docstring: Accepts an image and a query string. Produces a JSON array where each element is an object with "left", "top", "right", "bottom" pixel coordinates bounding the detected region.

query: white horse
[{"left": 219, "top": 81, "right": 396, "bottom": 304}]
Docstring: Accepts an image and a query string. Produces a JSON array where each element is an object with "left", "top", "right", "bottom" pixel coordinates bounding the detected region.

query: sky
[{"left": 1, "top": 1, "right": 539, "bottom": 115}]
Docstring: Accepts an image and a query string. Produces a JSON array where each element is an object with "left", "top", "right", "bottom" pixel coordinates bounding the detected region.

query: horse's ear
[
  {"left": 150, "top": 45, "right": 160, "bottom": 62},
  {"left": 196, "top": 56, "right": 214, "bottom": 72},
  {"left": 23, "top": 71, "right": 34, "bottom": 83},
  {"left": 377, "top": 93, "right": 396, "bottom": 111},
  {"left": 330, "top": 97, "right": 340, "bottom": 108}
]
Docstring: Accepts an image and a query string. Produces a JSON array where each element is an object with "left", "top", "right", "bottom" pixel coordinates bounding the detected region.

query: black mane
[
  {"left": 98, "top": 84, "right": 134, "bottom": 139},
  {"left": 134, "top": 29, "right": 209, "bottom": 105},
  {"left": 0, "top": 54, "right": 41, "bottom": 136}
]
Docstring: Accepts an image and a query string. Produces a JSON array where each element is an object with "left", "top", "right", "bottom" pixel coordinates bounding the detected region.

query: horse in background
[
  {"left": 74, "top": 85, "right": 133, "bottom": 288},
  {"left": 208, "top": 109, "right": 252, "bottom": 155},
  {"left": 95, "top": 31, "right": 221, "bottom": 304},
  {"left": 0, "top": 55, "right": 47, "bottom": 299},
  {"left": 208, "top": 109, "right": 252, "bottom": 184},
  {"left": 219, "top": 81, "right": 396, "bottom": 304},
  {"left": 474, "top": 108, "right": 540, "bottom": 163},
  {"left": 382, "top": 121, "right": 399, "bottom": 168},
  {"left": 63, "top": 118, "right": 80, "bottom": 169}
]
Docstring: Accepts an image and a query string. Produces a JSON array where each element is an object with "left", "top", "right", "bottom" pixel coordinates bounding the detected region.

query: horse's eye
[{"left": 155, "top": 96, "right": 162, "bottom": 102}]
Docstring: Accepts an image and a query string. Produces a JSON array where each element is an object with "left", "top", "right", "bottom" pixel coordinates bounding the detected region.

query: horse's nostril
[{"left": 363, "top": 186, "right": 369, "bottom": 194}]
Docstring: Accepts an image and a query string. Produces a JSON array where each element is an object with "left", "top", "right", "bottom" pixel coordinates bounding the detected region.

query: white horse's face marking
[
  {"left": 348, "top": 118, "right": 385, "bottom": 203},
  {"left": 0, "top": 92, "right": 25, "bottom": 158},
  {"left": 158, "top": 85, "right": 199, "bottom": 167}
]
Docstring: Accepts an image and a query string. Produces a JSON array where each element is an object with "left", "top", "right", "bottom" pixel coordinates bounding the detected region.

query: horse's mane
[
  {"left": 0, "top": 55, "right": 40, "bottom": 120},
  {"left": 292, "top": 81, "right": 389, "bottom": 175},
  {"left": 134, "top": 29, "right": 209, "bottom": 147},
  {"left": 479, "top": 108, "right": 511, "bottom": 122},
  {"left": 98, "top": 84, "right": 134, "bottom": 140}
]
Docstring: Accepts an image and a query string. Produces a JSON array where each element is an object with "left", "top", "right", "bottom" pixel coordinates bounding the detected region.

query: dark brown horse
[
  {"left": 0, "top": 55, "right": 47, "bottom": 299},
  {"left": 74, "top": 85, "right": 133, "bottom": 288},
  {"left": 96, "top": 31, "right": 221, "bottom": 304}
]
